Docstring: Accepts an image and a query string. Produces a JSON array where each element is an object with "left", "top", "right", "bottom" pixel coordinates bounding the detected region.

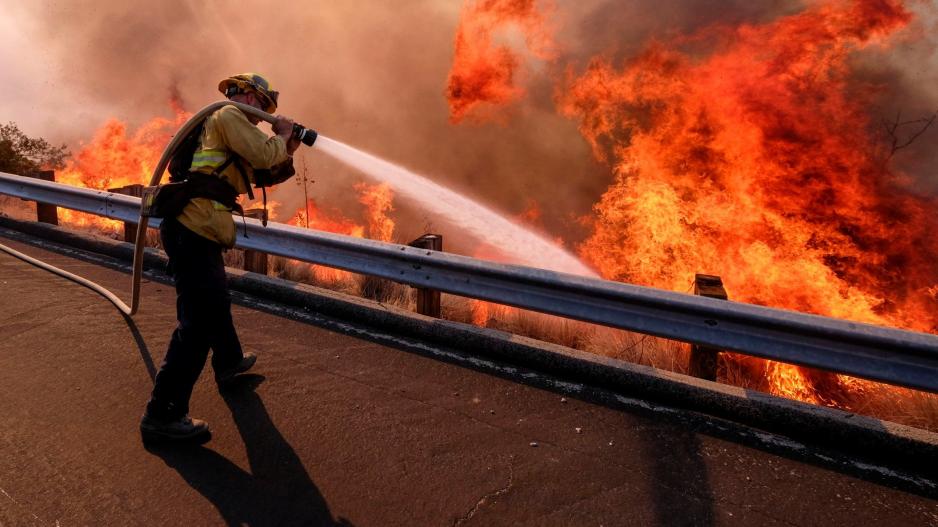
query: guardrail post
[
  {"left": 242, "top": 208, "right": 268, "bottom": 275},
  {"left": 31, "top": 170, "right": 58, "bottom": 225},
  {"left": 688, "top": 273, "right": 727, "bottom": 381},
  {"left": 107, "top": 184, "right": 144, "bottom": 242},
  {"left": 408, "top": 234, "right": 442, "bottom": 318}
]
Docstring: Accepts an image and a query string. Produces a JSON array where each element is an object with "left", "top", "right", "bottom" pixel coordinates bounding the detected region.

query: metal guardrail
[{"left": 1, "top": 171, "right": 937, "bottom": 392}]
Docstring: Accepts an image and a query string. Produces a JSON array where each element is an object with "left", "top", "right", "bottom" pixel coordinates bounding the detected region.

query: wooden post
[
  {"left": 688, "top": 273, "right": 728, "bottom": 381},
  {"left": 408, "top": 234, "right": 442, "bottom": 318},
  {"left": 107, "top": 184, "right": 144, "bottom": 242},
  {"left": 242, "top": 208, "right": 268, "bottom": 275},
  {"left": 32, "top": 170, "right": 58, "bottom": 225}
]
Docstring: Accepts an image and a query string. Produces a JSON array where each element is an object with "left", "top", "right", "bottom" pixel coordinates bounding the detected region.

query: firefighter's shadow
[
  {"left": 145, "top": 375, "right": 353, "bottom": 527},
  {"left": 121, "top": 313, "right": 156, "bottom": 382},
  {"left": 641, "top": 426, "right": 715, "bottom": 526}
]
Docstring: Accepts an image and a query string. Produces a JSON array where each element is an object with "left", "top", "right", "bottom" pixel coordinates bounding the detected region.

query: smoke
[
  {"left": 854, "top": 2, "right": 938, "bottom": 192},
  {"left": 558, "top": 0, "right": 805, "bottom": 63}
]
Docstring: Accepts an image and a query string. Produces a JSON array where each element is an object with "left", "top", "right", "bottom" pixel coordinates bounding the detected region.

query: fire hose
[{"left": 0, "top": 101, "right": 315, "bottom": 316}]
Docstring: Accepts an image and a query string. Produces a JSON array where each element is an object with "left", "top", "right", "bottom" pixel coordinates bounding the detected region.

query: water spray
[{"left": 313, "top": 137, "right": 597, "bottom": 277}]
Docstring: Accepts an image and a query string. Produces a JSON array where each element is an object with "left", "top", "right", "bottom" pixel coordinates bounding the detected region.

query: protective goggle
[{"left": 224, "top": 83, "right": 279, "bottom": 113}]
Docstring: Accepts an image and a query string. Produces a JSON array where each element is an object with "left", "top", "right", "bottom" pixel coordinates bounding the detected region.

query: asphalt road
[{"left": 0, "top": 235, "right": 935, "bottom": 526}]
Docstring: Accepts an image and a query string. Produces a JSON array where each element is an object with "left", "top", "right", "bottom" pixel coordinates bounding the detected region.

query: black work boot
[
  {"left": 215, "top": 352, "right": 257, "bottom": 386},
  {"left": 140, "top": 414, "right": 210, "bottom": 442}
]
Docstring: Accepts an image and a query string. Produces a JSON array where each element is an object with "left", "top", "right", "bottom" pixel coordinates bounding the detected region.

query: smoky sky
[
  {"left": 1, "top": 0, "right": 936, "bottom": 253},
  {"left": 558, "top": 0, "right": 806, "bottom": 63}
]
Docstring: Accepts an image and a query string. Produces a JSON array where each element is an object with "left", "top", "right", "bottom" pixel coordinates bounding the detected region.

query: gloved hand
[
  {"left": 272, "top": 115, "right": 295, "bottom": 138},
  {"left": 286, "top": 135, "right": 301, "bottom": 155}
]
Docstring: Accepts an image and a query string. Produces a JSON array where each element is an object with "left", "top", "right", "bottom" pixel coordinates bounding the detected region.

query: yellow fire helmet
[{"left": 218, "top": 73, "right": 279, "bottom": 114}]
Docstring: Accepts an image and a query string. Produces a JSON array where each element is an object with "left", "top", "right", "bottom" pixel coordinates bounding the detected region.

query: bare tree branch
[{"left": 883, "top": 110, "right": 938, "bottom": 161}]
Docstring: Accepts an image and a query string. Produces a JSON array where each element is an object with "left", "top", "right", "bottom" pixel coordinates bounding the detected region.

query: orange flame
[
  {"left": 285, "top": 185, "right": 396, "bottom": 282},
  {"left": 355, "top": 182, "right": 395, "bottom": 242},
  {"left": 446, "top": 0, "right": 556, "bottom": 122},
  {"left": 56, "top": 101, "right": 190, "bottom": 234},
  {"left": 470, "top": 299, "right": 492, "bottom": 327},
  {"left": 518, "top": 198, "right": 543, "bottom": 227},
  {"left": 286, "top": 198, "right": 365, "bottom": 283},
  {"left": 556, "top": 0, "right": 937, "bottom": 402}
]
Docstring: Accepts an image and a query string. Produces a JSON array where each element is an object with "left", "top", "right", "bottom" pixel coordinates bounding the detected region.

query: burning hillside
[{"left": 448, "top": 0, "right": 938, "bottom": 404}]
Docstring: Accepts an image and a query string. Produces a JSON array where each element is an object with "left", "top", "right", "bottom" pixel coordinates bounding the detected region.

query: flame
[
  {"left": 446, "top": 0, "right": 556, "bottom": 122},
  {"left": 56, "top": 101, "right": 190, "bottom": 234},
  {"left": 468, "top": 298, "right": 517, "bottom": 328},
  {"left": 355, "top": 182, "right": 395, "bottom": 242},
  {"left": 556, "top": 0, "right": 938, "bottom": 403},
  {"left": 284, "top": 198, "right": 362, "bottom": 238},
  {"left": 286, "top": 198, "right": 365, "bottom": 284},
  {"left": 284, "top": 184, "right": 397, "bottom": 282},
  {"left": 518, "top": 198, "right": 543, "bottom": 227},
  {"left": 470, "top": 299, "right": 491, "bottom": 326}
]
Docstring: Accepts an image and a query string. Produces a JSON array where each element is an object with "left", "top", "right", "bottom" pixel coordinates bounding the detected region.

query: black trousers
[{"left": 146, "top": 217, "right": 244, "bottom": 420}]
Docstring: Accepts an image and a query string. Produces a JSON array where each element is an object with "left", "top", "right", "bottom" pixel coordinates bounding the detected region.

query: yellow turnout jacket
[{"left": 176, "top": 105, "right": 290, "bottom": 247}]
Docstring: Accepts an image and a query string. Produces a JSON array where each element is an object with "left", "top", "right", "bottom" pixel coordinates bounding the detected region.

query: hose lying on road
[
  {"left": 0, "top": 241, "right": 133, "bottom": 310},
  {"left": 0, "top": 101, "right": 280, "bottom": 316}
]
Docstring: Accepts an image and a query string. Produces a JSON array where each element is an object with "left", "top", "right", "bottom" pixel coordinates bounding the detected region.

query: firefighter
[{"left": 141, "top": 73, "right": 301, "bottom": 441}]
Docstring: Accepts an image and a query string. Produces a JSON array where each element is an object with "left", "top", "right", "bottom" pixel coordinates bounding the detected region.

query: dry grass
[
  {"left": 825, "top": 382, "right": 938, "bottom": 431},
  {"left": 0, "top": 196, "right": 40, "bottom": 222},
  {"left": 584, "top": 328, "right": 692, "bottom": 374},
  {"left": 443, "top": 298, "right": 592, "bottom": 349}
]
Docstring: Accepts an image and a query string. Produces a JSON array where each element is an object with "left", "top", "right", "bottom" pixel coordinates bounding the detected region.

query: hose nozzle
[{"left": 292, "top": 123, "right": 318, "bottom": 147}]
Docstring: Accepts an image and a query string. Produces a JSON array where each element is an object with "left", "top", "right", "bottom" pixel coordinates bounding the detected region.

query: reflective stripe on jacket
[{"left": 176, "top": 105, "right": 289, "bottom": 247}]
